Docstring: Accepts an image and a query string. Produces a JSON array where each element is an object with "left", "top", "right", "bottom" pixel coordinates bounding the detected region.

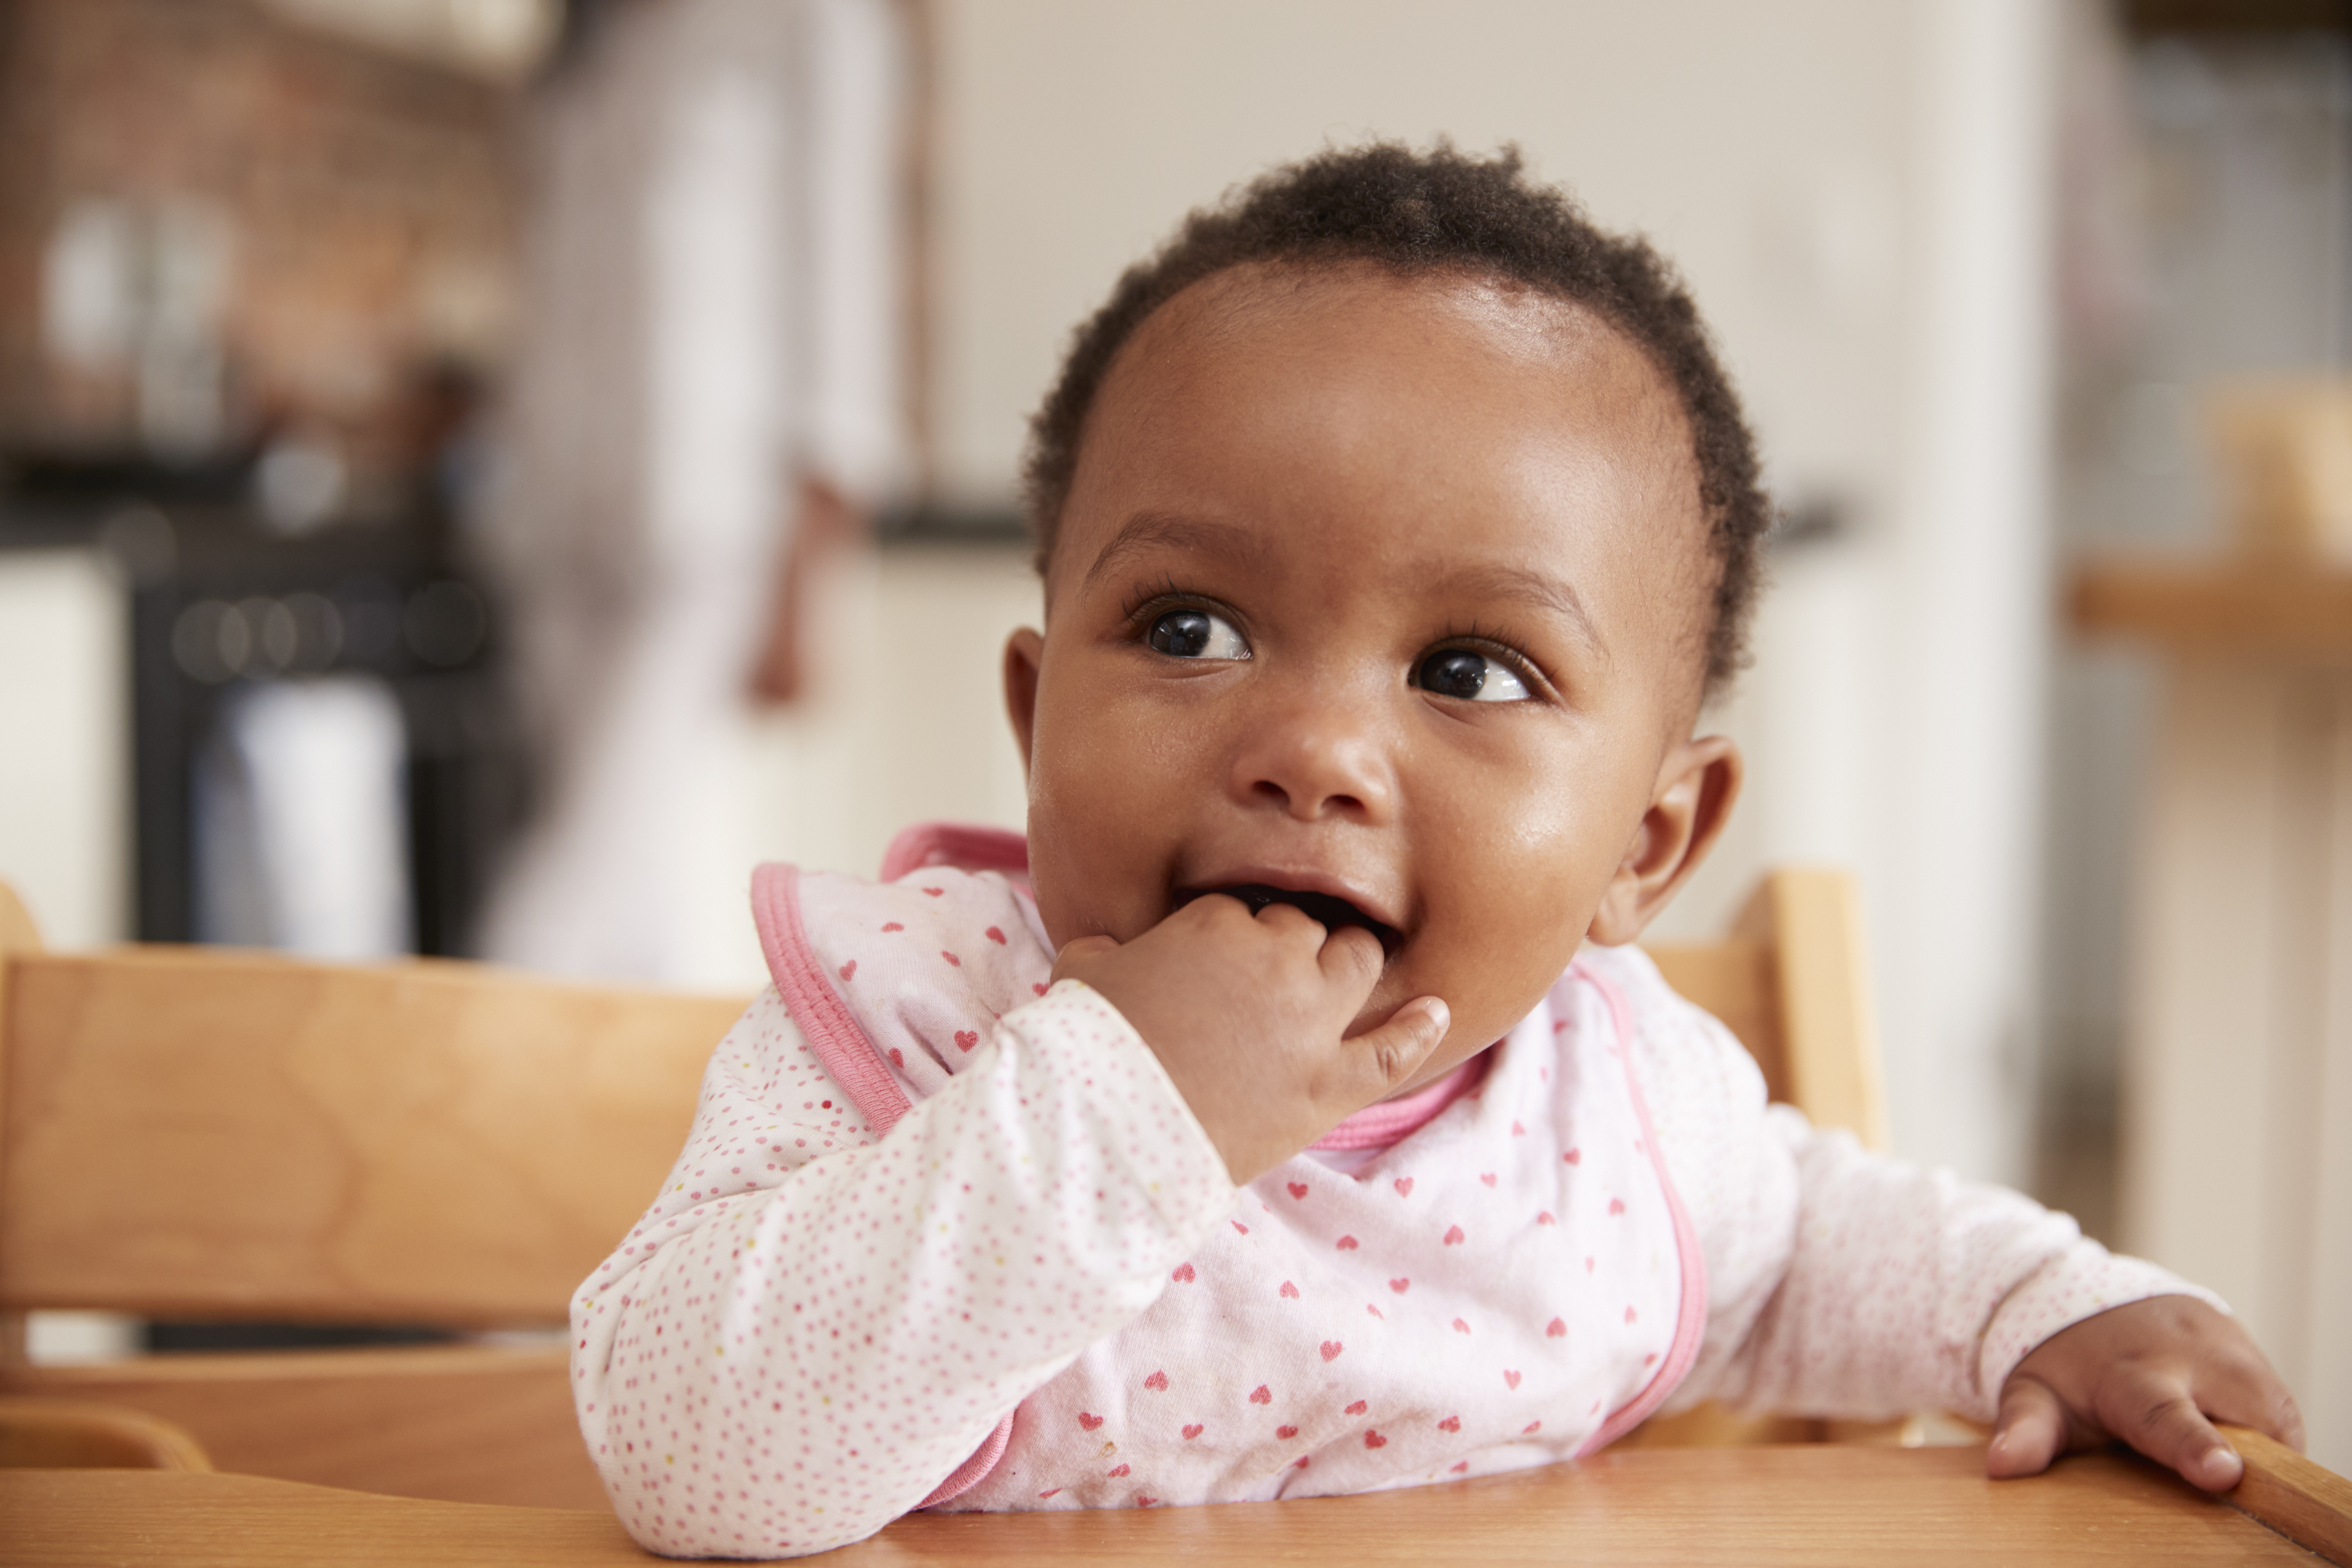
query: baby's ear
[
  {"left": 1002, "top": 627, "right": 1045, "bottom": 780},
  {"left": 1587, "top": 735, "right": 1742, "bottom": 945}
]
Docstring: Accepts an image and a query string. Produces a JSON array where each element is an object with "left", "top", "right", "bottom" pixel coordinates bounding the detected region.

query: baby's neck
[{"left": 1311, "top": 1048, "right": 1494, "bottom": 1154}]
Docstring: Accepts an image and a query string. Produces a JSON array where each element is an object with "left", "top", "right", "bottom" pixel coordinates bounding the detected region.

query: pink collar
[{"left": 1309, "top": 1048, "right": 1493, "bottom": 1152}]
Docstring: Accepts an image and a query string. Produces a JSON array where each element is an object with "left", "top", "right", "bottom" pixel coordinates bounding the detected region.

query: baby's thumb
[
  {"left": 1348, "top": 997, "right": 1451, "bottom": 1099},
  {"left": 1049, "top": 933, "right": 1120, "bottom": 985},
  {"left": 1986, "top": 1375, "right": 2066, "bottom": 1480}
]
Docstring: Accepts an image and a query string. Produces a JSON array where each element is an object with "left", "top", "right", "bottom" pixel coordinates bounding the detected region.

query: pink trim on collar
[
  {"left": 1309, "top": 1049, "right": 1493, "bottom": 1152},
  {"left": 880, "top": 821, "right": 1030, "bottom": 888},
  {"left": 749, "top": 862, "right": 912, "bottom": 1135}
]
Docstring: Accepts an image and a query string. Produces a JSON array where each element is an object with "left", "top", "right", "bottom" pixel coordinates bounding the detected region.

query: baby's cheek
[
  {"left": 1425, "top": 899, "right": 1587, "bottom": 1037},
  {"left": 1028, "top": 821, "right": 1171, "bottom": 951}
]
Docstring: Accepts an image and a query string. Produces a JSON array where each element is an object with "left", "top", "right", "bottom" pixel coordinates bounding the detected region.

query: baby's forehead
[
  {"left": 1068, "top": 261, "right": 1716, "bottom": 643},
  {"left": 1116, "top": 261, "right": 1698, "bottom": 489}
]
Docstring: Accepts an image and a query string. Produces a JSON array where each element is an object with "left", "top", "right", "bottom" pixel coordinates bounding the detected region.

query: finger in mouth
[{"left": 1188, "top": 884, "right": 1402, "bottom": 956}]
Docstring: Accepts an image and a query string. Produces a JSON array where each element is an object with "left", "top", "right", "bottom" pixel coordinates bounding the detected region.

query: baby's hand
[
  {"left": 1988, "top": 1295, "right": 2304, "bottom": 1490},
  {"left": 1051, "top": 895, "right": 1449, "bottom": 1185}
]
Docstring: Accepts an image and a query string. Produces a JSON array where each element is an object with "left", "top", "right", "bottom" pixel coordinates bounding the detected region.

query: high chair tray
[{"left": 4, "top": 1438, "right": 2337, "bottom": 1567}]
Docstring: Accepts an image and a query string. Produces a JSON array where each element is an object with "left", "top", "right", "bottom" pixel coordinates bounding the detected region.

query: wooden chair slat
[
  {"left": 0, "top": 948, "right": 743, "bottom": 1324},
  {"left": 1737, "top": 868, "right": 1888, "bottom": 1150},
  {"left": 11, "top": 1346, "right": 596, "bottom": 1508},
  {"left": 0, "top": 1394, "right": 212, "bottom": 1471}
]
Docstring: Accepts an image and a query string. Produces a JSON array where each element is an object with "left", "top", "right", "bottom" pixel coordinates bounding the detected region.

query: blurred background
[{"left": 0, "top": 0, "right": 2344, "bottom": 1466}]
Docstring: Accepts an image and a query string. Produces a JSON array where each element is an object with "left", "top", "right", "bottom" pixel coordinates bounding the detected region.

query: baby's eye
[
  {"left": 1146, "top": 608, "right": 1250, "bottom": 660},
  {"left": 1414, "top": 648, "right": 1531, "bottom": 702}
]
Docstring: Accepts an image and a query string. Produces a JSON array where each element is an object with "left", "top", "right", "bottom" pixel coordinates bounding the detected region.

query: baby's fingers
[
  {"left": 1342, "top": 997, "right": 1451, "bottom": 1103},
  {"left": 1314, "top": 921, "right": 1389, "bottom": 997},
  {"left": 1986, "top": 1375, "right": 2069, "bottom": 1479},
  {"left": 2109, "top": 1383, "right": 2242, "bottom": 1492}
]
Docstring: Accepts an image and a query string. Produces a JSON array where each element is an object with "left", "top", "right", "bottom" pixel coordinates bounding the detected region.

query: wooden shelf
[{"left": 2068, "top": 558, "right": 2352, "bottom": 663}]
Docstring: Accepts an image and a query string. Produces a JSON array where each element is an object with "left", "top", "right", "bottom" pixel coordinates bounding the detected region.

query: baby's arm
[
  {"left": 1618, "top": 953, "right": 2299, "bottom": 1486},
  {"left": 1740, "top": 1125, "right": 2301, "bottom": 1487},
  {"left": 1695, "top": 1114, "right": 2220, "bottom": 1421},
  {"left": 570, "top": 982, "right": 1235, "bottom": 1558}
]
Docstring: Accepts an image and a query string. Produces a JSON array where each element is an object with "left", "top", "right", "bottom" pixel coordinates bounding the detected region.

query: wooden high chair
[
  {"left": 0, "top": 867, "right": 1881, "bottom": 1505},
  {"left": 0, "top": 881, "right": 745, "bottom": 1508},
  {"left": 5, "top": 873, "right": 2348, "bottom": 1557}
]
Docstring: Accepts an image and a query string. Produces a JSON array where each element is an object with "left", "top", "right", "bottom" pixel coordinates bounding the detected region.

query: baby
[{"left": 571, "top": 144, "right": 2300, "bottom": 1558}]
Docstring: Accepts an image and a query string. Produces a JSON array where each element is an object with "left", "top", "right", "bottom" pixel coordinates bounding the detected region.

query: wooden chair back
[{"left": 0, "top": 881, "right": 744, "bottom": 1506}]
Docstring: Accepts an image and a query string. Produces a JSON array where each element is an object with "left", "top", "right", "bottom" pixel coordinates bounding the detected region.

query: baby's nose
[{"left": 1232, "top": 693, "right": 1397, "bottom": 823}]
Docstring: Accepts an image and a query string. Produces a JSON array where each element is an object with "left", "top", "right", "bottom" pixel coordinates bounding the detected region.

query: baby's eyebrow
[
  {"left": 1081, "top": 511, "right": 1271, "bottom": 591},
  {"left": 1434, "top": 563, "right": 1605, "bottom": 656}
]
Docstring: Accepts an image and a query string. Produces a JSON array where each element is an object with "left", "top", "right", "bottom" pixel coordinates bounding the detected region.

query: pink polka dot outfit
[{"left": 571, "top": 825, "right": 2218, "bottom": 1558}]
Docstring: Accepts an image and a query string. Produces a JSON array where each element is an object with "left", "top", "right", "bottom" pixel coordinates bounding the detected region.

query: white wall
[
  {"left": 929, "top": 0, "right": 1915, "bottom": 513},
  {"left": 0, "top": 550, "right": 129, "bottom": 950},
  {"left": 734, "top": 543, "right": 1037, "bottom": 983},
  {"left": 909, "top": 0, "right": 2061, "bottom": 1184}
]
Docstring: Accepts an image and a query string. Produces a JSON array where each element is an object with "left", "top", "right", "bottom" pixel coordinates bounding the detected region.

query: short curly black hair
[{"left": 1021, "top": 142, "right": 1771, "bottom": 697}]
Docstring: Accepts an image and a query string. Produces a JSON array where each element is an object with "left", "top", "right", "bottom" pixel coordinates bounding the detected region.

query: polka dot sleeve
[
  {"left": 1688, "top": 1110, "right": 2220, "bottom": 1422},
  {"left": 570, "top": 980, "right": 1236, "bottom": 1558},
  {"left": 1587, "top": 944, "right": 2224, "bottom": 1426}
]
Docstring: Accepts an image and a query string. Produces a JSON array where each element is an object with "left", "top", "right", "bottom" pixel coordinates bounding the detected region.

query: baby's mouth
[{"left": 1180, "top": 884, "right": 1403, "bottom": 957}]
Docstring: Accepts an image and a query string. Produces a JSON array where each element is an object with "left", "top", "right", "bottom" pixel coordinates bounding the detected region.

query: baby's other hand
[
  {"left": 1988, "top": 1295, "right": 2303, "bottom": 1490},
  {"left": 1050, "top": 895, "right": 1448, "bottom": 1186}
]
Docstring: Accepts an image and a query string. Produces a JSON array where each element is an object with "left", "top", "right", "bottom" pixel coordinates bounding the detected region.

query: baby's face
[{"left": 1006, "top": 264, "right": 1734, "bottom": 1088}]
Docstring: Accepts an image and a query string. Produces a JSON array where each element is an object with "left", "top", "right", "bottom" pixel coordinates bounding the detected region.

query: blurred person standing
[{"left": 480, "top": 0, "right": 908, "bottom": 986}]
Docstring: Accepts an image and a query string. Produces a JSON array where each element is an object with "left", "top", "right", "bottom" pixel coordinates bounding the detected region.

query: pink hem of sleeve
[
  {"left": 749, "top": 862, "right": 912, "bottom": 1135},
  {"left": 1572, "top": 961, "right": 1711, "bottom": 1456},
  {"left": 916, "top": 1415, "right": 1015, "bottom": 1509}
]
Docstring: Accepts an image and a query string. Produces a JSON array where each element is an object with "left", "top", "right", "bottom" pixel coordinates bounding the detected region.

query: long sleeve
[
  {"left": 571, "top": 980, "right": 1236, "bottom": 1558},
  {"left": 1588, "top": 946, "right": 2222, "bottom": 1424}
]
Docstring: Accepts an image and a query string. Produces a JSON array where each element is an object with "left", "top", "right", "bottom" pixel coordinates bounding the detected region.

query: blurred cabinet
[
  {"left": 0, "top": 478, "right": 520, "bottom": 959},
  {"left": 2071, "top": 560, "right": 2352, "bottom": 1475}
]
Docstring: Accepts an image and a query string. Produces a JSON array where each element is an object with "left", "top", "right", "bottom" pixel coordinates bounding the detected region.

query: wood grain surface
[
  {"left": 9, "top": 1344, "right": 603, "bottom": 1508},
  {"left": 0, "top": 946, "right": 745, "bottom": 1324},
  {"left": 0, "top": 1395, "right": 212, "bottom": 1470},
  {"left": 1734, "top": 867, "right": 1887, "bottom": 1150},
  {"left": 2224, "top": 1422, "right": 2352, "bottom": 1566},
  {"left": 0, "top": 1444, "right": 2329, "bottom": 1567}
]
